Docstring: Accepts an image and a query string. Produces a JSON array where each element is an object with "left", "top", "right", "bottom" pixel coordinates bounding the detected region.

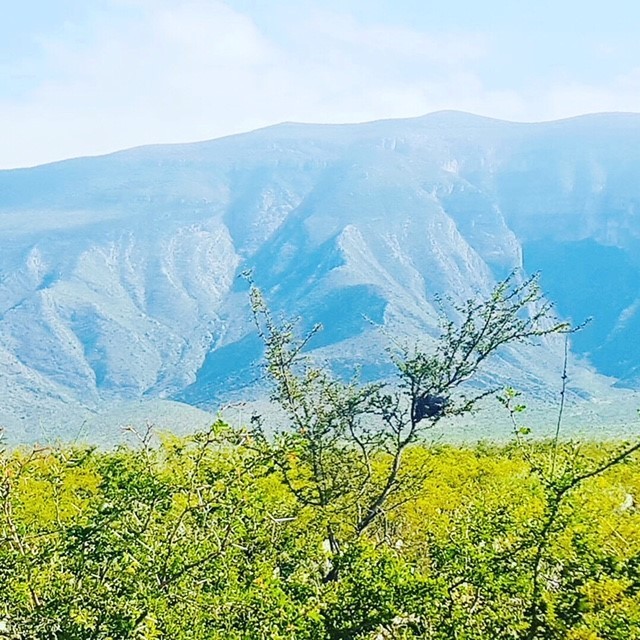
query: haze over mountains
[{"left": 1, "top": 111, "right": 639, "bottom": 440}]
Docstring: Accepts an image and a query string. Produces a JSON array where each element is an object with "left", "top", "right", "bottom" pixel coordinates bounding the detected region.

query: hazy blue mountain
[{"left": 1, "top": 111, "right": 639, "bottom": 438}]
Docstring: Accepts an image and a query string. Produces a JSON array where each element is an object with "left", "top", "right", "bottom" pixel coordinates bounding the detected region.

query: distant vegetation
[{"left": 1, "top": 274, "right": 639, "bottom": 638}]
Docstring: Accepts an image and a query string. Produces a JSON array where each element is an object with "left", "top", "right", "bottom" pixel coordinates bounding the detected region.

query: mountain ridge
[
  {"left": 1, "top": 111, "right": 640, "bottom": 440},
  {"left": 10, "top": 109, "right": 640, "bottom": 173}
]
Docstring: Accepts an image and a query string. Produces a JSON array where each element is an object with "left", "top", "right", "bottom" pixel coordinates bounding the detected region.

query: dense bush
[{"left": 1, "top": 427, "right": 639, "bottom": 639}]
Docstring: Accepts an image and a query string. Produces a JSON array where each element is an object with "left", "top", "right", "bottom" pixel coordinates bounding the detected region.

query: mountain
[{"left": 1, "top": 111, "right": 639, "bottom": 441}]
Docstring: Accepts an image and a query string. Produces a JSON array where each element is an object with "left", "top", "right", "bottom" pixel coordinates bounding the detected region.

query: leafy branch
[{"left": 247, "top": 271, "right": 570, "bottom": 579}]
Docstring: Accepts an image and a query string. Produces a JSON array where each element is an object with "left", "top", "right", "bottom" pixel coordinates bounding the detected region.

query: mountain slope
[{"left": 1, "top": 111, "right": 639, "bottom": 438}]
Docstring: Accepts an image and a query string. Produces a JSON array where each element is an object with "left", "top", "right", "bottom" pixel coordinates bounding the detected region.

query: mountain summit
[{"left": 1, "top": 111, "right": 639, "bottom": 438}]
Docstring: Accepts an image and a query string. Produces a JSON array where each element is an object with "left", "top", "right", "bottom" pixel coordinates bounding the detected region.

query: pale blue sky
[{"left": 2, "top": 0, "right": 639, "bottom": 168}]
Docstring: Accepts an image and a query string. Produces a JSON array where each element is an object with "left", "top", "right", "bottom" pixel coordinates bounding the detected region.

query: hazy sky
[{"left": 2, "top": 0, "right": 640, "bottom": 168}]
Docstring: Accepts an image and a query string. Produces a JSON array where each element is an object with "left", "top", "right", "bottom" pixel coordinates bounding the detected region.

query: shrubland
[
  {"left": 1, "top": 273, "right": 639, "bottom": 639},
  {"left": 1, "top": 431, "right": 639, "bottom": 639}
]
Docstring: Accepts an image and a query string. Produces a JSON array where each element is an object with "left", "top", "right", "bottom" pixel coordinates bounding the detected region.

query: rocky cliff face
[{"left": 1, "top": 111, "right": 639, "bottom": 438}]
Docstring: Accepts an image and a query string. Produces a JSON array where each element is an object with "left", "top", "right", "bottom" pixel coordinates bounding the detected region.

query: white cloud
[
  {"left": 296, "top": 10, "right": 486, "bottom": 65},
  {"left": 1, "top": 1, "right": 282, "bottom": 167},
  {"left": 1, "top": 1, "right": 638, "bottom": 168},
  {"left": 544, "top": 69, "right": 640, "bottom": 119}
]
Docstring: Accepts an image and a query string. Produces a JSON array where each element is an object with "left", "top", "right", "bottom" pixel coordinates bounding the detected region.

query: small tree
[{"left": 246, "top": 272, "right": 570, "bottom": 575}]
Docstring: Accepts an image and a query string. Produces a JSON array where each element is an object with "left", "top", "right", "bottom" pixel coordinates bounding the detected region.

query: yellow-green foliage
[{"left": 1, "top": 425, "right": 639, "bottom": 639}]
